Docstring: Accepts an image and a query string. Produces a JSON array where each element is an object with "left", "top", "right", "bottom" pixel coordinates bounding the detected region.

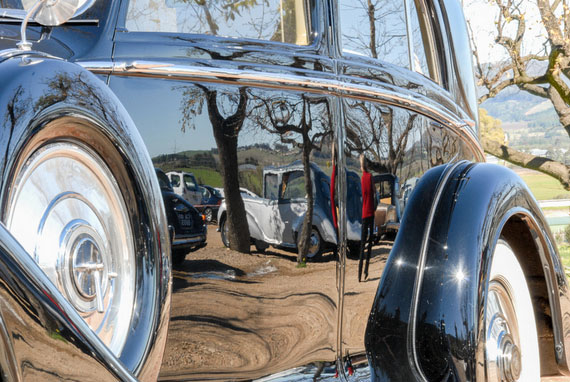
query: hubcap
[
  {"left": 486, "top": 279, "right": 522, "bottom": 381},
  {"left": 5, "top": 142, "right": 135, "bottom": 355}
]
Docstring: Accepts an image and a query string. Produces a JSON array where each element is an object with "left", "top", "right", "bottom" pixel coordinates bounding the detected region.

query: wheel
[
  {"left": 347, "top": 240, "right": 361, "bottom": 259},
  {"left": 485, "top": 241, "right": 540, "bottom": 381},
  {"left": 172, "top": 248, "right": 187, "bottom": 265},
  {"left": 220, "top": 217, "right": 230, "bottom": 247},
  {"left": 254, "top": 239, "right": 269, "bottom": 253},
  {"left": 298, "top": 227, "right": 322, "bottom": 259},
  {"left": 2, "top": 112, "right": 170, "bottom": 378},
  {"left": 204, "top": 207, "right": 213, "bottom": 223}
]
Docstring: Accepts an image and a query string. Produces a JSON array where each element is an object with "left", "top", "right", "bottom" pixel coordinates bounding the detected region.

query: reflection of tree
[
  {"left": 250, "top": 94, "right": 332, "bottom": 262},
  {"left": 345, "top": 101, "right": 415, "bottom": 176},
  {"left": 180, "top": 85, "right": 251, "bottom": 253},
  {"left": 340, "top": 0, "right": 407, "bottom": 67}
]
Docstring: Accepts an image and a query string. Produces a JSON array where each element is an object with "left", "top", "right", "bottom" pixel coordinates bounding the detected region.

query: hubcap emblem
[{"left": 71, "top": 235, "right": 106, "bottom": 312}]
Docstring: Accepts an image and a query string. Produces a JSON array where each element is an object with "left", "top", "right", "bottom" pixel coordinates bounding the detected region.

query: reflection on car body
[
  {"left": 156, "top": 168, "right": 207, "bottom": 265},
  {"left": 1, "top": 0, "right": 570, "bottom": 380},
  {"left": 218, "top": 160, "right": 337, "bottom": 258}
]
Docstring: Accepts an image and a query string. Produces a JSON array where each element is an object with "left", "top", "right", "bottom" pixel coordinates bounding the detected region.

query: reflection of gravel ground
[{"left": 159, "top": 229, "right": 391, "bottom": 381}]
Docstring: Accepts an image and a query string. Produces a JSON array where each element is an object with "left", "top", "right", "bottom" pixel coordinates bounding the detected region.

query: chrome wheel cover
[
  {"left": 485, "top": 242, "right": 539, "bottom": 381},
  {"left": 5, "top": 141, "right": 135, "bottom": 356}
]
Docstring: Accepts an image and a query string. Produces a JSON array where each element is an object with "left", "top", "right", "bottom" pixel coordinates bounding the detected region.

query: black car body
[
  {"left": 156, "top": 168, "right": 207, "bottom": 264},
  {"left": 1, "top": 0, "right": 569, "bottom": 381}
]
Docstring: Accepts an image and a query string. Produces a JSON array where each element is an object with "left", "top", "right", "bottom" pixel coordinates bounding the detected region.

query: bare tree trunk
[
  {"left": 298, "top": 135, "right": 314, "bottom": 263},
  {"left": 482, "top": 137, "right": 570, "bottom": 190},
  {"left": 204, "top": 88, "right": 251, "bottom": 253}
]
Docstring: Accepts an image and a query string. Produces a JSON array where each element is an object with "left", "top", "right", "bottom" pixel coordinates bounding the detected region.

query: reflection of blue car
[
  {"left": 196, "top": 185, "right": 223, "bottom": 223},
  {"left": 156, "top": 169, "right": 207, "bottom": 265}
]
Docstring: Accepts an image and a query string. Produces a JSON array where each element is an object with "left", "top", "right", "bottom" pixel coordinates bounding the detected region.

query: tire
[
  {"left": 220, "top": 217, "right": 230, "bottom": 248},
  {"left": 2, "top": 111, "right": 170, "bottom": 378},
  {"left": 298, "top": 227, "right": 322, "bottom": 260},
  {"left": 172, "top": 248, "right": 187, "bottom": 265},
  {"left": 485, "top": 241, "right": 540, "bottom": 381},
  {"left": 254, "top": 239, "right": 269, "bottom": 253},
  {"left": 204, "top": 207, "right": 213, "bottom": 223},
  {"left": 347, "top": 240, "right": 361, "bottom": 259}
]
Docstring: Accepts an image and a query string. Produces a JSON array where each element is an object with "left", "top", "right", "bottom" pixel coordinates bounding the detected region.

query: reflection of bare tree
[
  {"left": 250, "top": 94, "right": 332, "bottom": 262},
  {"left": 180, "top": 85, "right": 251, "bottom": 253},
  {"left": 340, "top": 0, "right": 407, "bottom": 67},
  {"left": 345, "top": 101, "right": 415, "bottom": 175}
]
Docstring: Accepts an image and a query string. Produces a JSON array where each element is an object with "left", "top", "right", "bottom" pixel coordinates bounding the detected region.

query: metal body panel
[
  {"left": 1, "top": 0, "right": 567, "bottom": 380},
  {"left": 366, "top": 162, "right": 570, "bottom": 380}
]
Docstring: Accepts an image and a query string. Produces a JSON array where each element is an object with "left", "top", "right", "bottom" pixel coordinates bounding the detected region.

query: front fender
[
  {"left": 0, "top": 53, "right": 171, "bottom": 379},
  {"left": 365, "top": 162, "right": 570, "bottom": 380}
]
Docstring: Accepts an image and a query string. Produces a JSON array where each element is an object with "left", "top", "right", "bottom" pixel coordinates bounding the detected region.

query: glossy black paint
[
  {"left": 1, "top": 0, "right": 567, "bottom": 380},
  {"left": 366, "top": 162, "right": 570, "bottom": 380}
]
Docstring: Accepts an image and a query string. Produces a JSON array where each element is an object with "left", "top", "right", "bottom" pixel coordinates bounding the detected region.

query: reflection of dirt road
[{"left": 158, "top": 227, "right": 390, "bottom": 381}]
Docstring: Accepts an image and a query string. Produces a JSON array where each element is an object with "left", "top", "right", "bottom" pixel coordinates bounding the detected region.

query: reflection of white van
[{"left": 166, "top": 171, "right": 202, "bottom": 205}]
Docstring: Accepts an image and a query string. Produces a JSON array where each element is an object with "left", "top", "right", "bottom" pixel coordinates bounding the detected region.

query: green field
[{"left": 519, "top": 172, "right": 570, "bottom": 200}]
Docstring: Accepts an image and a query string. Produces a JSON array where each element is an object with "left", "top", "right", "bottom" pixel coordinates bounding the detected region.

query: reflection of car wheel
[
  {"left": 204, "top": 207, "right": 213, "bottom": 223},
  {"left": 220, "top": 217, "right": 230, "bottom": 248},
  {"left": 298, "top": 227, "right": 322, "bottom": 259},
  {"left": 484, "top": 241, "right": 539, "bottom": 380},
  {"left": 2, "top": 113, "right": 170, "bottom": 378},
  {"left": 172, "top": 249, "right": 187, "bottom": 265},
  {"left": 254, "top": 239, "right": 269, "bottom": 253},
  {"left": 348, "top": 241, "right": 361, "bottom": 259}
]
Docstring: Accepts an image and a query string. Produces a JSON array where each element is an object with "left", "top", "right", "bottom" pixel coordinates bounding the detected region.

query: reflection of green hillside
[{"left": 152, "top": 147, "right": 331, "bottom": 194}]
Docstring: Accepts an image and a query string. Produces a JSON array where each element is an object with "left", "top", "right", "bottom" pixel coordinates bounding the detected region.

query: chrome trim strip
[
  {"left": 0, "top": 222, "right": 137, "bottom": 381},
  {"left": 78, "top": 60, "right": 485, "bottom": 160},
  {"left": 406, "top": 159, "right": 466, "bottom": 381}
]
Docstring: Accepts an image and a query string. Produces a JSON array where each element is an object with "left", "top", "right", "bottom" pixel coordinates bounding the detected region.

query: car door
[
  {"left": 108, "top": 0, "right": 340, "bottom": 380},
  {"left": 278, "top": 169, "right": 308, "bottom": 246},
  {"left": 333, "top": 0, "right": 482, "bottom": 377}
]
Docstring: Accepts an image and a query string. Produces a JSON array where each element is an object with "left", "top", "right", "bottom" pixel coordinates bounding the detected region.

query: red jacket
[{"left": 361, "top": 171, "right": 375, "bottom": 219}]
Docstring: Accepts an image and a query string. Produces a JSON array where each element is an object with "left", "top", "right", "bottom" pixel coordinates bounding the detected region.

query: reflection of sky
[{"left": 109, "top": 76, "right": 217, "bottom": 157}]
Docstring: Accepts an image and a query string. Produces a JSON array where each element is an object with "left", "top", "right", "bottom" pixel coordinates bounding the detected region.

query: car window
[
  {"left": 184, "top": 174, "right": 197, "bottom": 190},
  {"left": 170, "top": 174, "right": 181, "bottom": 187},
  {"left": 281, "top": 171, "right": 305, "bottom": 200},
  {"left": 339, "top": 0, "right": 409, "bottom": 67},
  {"left": 200, "top": 186, "right": 210, "bottom": 199},
  {"left": 156, "top": 170, "right": 173, "bottom": 190},
  {"left": 339, "top": 0, "right": 439, "bottom": 82},
  {"left": 264, "top": 173, "right": 278, "bottom": 200},
  {"left": 125, "top": 0, "right": 312, "bottom": 45}
]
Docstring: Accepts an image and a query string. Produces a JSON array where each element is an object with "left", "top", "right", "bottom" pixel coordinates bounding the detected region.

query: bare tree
[
  {"left": 180, "top": 85, "right": 251, "bottom": 253},
  {"left": 470, "top": 0, "right": 570, "bottom": 189},
  {"left": 250, "top": 94, "right": 332, "bottom": 263}
]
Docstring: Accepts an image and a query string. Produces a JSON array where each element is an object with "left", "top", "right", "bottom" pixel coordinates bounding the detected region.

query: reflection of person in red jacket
[{"left": 359, "top": 154, "right": 375, "bottom": 282}]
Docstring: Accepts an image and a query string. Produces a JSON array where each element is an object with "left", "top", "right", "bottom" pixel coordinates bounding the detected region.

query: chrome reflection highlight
[{"left": 5, "top": 141, "right": 135, "bottom": 356}]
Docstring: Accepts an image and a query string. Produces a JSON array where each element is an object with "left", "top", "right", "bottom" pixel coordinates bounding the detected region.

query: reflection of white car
[
  {"left": 215, "top": 187, "right": 259, "bottom": 199},
  {"left": 166, "top": 171, "right": 202, "bottom": 205},
  {"left": 217, "top": 161, "right": 336, "bottom": 259}
]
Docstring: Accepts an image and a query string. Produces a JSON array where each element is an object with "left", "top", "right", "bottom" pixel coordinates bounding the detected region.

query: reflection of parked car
[
  {"left": 2, "top": 0, "right": 568, "bottom": 379},
  {"left": 166, "top": 171, "right": 202, "bottom": 205},
  {"left": 373, "top": 174, "right": 401, "bottom": 238},
  {"left": 156, "top": 169, "right": 207, "bottom": 264},
  {"left": 218, "top": 161, "right": 335, "bottom": 259},
  {"left": 196, "top": 185, "right": 223, "bottom": 223}
]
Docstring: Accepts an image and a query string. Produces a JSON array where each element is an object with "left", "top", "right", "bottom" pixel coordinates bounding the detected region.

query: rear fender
[{"left": 365, "top": 162, "right": 570, "bottom": 380}]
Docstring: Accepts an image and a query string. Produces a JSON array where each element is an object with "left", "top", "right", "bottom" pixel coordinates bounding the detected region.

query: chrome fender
[
  {"left": 0, "top": 53, "right": 171, "bottom": 380},
  {"left": 365, "top": 162, "right": 570, "bottom": 380}
]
